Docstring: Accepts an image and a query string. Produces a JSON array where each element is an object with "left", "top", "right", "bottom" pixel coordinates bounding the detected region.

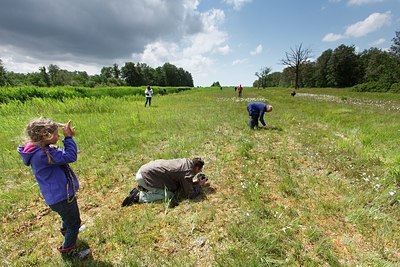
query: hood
[{"left": 18, "top": 143, "right": 40, "bottom": 166}]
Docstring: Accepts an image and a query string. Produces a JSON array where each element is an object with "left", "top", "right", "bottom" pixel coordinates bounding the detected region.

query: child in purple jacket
[{"left": 18, "top": 118, "right": 82, "bottom": 255}]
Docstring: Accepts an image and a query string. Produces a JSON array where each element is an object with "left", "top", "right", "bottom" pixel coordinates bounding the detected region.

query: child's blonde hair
[{"left": 25, "top": 118, "right": 63, "bottom": 146}]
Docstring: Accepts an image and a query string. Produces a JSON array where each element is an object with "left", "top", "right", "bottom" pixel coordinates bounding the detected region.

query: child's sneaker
[
  {"left": 76, "top": 248, "right": 92, "bottom": 259},
  {"left": 121, "top": 188, "right": 140, "bottom": 207},
  {"left": 58, "top": 244, "right": 77, "bottom": 257},
  {"left": 79, "top": 224, "right": 87, "bottom": 232}
]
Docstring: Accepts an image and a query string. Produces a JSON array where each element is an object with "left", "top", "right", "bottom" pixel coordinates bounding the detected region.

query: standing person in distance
[
  {"left": 237, "top": 84, "right": 243, "bottom": 97},
  {"left": 17, "top": 118, "right": 84, "bottom": 255},
  {"left": 144, "top": 85, "right": 154, "bottom": 107},
  {"left": 246, "top": 102, "right": 273, "bottom": 129}
]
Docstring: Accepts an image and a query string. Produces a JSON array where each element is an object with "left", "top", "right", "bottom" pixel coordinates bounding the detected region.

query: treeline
[
  {"left": 254, "top": 31, "right": 400, "bottom": 93},
  {"left": 0, "top": 61, "right": 194, "bottom": 88}
]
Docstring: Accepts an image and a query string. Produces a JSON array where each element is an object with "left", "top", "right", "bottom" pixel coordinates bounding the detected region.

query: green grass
[{"left": 1, "top": 87, "right": 400, "bottom": 266}]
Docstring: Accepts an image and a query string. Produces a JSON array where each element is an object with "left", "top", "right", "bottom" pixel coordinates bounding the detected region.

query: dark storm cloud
[{"left": 0, "top": 0, "right": 203, "bottom": 61}]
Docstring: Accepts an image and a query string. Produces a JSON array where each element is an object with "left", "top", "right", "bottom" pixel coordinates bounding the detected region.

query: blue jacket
[
  {"left": 17, "top": 137, "right": 79, "bottom": 206},
  {"left": 247, "top": 102, "right": 268, "bottom": 126}
]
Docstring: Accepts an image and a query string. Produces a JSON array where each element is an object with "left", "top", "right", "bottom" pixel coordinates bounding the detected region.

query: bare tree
[
  {"left": 282, "top": 43, "right": 312, "bottom": 89},
  {"left": 254, "top": 67, "right": 272, "bottom": 89}
]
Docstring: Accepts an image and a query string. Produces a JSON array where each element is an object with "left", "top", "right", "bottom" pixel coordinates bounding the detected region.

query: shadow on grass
[
  {"left": 143, "top": 105, "right": 159, "bottom": 108},
  {"left": 202, "top": 184, "right": 217, "bottom": 195},
  {"left": 248, "top": 125, "right": 283, "bottom": 131},
  {"left": 190, "top": 184, "right": 217, "bottom": 203},
  {"left": 262, "top": 125, "right": 283, "bottom": 131},
  {"left": 61, "top": 240, "right": 113, "bottom": 266},
  {"left": 167, "top": 184, "right": 217, "bottom": 207}
]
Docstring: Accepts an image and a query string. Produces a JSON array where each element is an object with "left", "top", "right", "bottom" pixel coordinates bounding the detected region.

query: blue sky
[{"left": 0, "top": 0, "right": 398, "bottom": 86}]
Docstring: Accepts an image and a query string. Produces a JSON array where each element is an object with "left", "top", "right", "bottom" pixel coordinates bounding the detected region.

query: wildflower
[{"left": 373, "top": 184, "right": 381, "bottom": 190}]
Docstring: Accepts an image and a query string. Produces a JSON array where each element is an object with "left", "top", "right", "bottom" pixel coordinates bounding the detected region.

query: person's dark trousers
[
  {"left": 249, "top": 115, "right": 259, "bottom": 129},
  {"left": 145, "top": 97, "right": 152, "bottom": 107},
  {"left": 49, "top": 197, "right": 81, "bottom": 249}
]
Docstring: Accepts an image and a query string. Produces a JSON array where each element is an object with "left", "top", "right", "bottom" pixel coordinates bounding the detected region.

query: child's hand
[{"left": 62, "top": 120, "right": 75, "bottom": 137}]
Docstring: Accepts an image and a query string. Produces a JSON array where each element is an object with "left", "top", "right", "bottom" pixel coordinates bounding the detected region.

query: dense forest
[
  {"left": 253, "top": 31, "right": 400, "bottom": 93},
  {"left": 0, "top": 61, "right": 194, "bottom": 88}
]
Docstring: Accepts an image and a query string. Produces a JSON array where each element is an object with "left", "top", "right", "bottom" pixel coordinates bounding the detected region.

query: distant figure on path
[
  {"left": 144, "top": 86, "right": 153, "bottom": 107},
  {"left": 122, "top": 158, "right": 207, "bottom": 206},
  {"left": 291, "top": 90, "right": 296, "bottom": 97},
  {"left": 246, "top": 102, "right": 273, "bottom": 129},
  {"left": 237, "top": 84, "right": 243, "bottom": 97}
]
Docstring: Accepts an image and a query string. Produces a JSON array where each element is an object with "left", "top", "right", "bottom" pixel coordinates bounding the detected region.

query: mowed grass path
[{"left": 1, "top": 87, "right": 399, "bottom": 266}]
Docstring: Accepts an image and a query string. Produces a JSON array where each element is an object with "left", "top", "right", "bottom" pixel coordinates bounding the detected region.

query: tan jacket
[{"left": 140, "top": 158, "right": 195, "bottom": 197}]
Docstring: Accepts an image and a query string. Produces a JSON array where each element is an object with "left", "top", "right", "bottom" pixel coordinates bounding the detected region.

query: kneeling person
[{"left": 122, "top": 157, "right": 206, "bottom": 206}]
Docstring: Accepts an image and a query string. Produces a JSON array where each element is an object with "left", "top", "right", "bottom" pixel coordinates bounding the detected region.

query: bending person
[
  {"left": 122, "top": 157, "right": 206, "bottom": 206},
  {"left": 247, "top": 102, "right": 273, "bottom": 129}
]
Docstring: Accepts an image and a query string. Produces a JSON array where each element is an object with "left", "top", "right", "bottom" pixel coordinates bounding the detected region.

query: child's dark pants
[{"left": 50, "top": 197, "right": 81, "bottom": 249}]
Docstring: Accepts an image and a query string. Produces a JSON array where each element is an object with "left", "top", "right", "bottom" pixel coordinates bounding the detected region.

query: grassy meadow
[{"left": 1, "top": 86, "right": 399, "bottom": 266}]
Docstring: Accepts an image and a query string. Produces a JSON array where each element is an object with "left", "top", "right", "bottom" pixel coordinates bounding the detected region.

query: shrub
[
  {"left": 389, "top": 83, "right": 400, "bottom": 93},
  {"left": 352, "top": 81, "right": 392, "bottom": 92}
]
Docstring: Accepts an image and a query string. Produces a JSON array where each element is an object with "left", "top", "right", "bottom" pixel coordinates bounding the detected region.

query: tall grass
[
  {"left": 0, "top": 86, "right": 192, "bottom": 103},
  {"left": 1, "top": 87, "right": 399, "bottom": 266}
]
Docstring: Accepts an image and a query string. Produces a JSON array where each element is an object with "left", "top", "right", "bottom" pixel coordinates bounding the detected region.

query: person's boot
[{"left": 121, "top": 188, "right": 140, "bottom": 207}]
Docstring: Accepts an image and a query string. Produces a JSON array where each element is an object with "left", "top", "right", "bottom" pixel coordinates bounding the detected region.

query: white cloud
[
  {"left": 132, "top": 7, "right": 229, "bottom": 84},
  {"left": 345, "top": 11, "right": 391, "bottom": 37},
  {"left": 0, "top": 44, "right": 101, "bottom": 74},
  {"left": 223, "top": 0, "right": 252, "bottom": 10},
  {"left": 183, "top": 9, "right": 228, "bottom": 55},
  {"left": 232, "top": 58, "right": 247, "bottom": 65},
  {"left": 215, "top": 45, "right": 232, "bottom": 55},
  {"left": 322, "top": 33, "right": 345, "bottom": 42},
  {"left": 0, "top": 47, "right": 42, "bottom": 73},
  {"left": 322, "top": 11, "right": 391, "bottom": 42},
  {"left": 347, "top": 0, "right": 384, "bottom": 6},
  {"left": 250, "top": 44, "right": 263, "bottom": 55},
  {"left": 133, "top": 42, "right": 180, "bottom": 67},
  {"left": 183, "top": 0, "right": 200, "bottom": 9},
  {"left": 370, "top": 38, "right": 385, "bottom": 46},
  {"left": 135, "top": 42, "right": 215, "bottom": 85},
  {"left": 176, "top": 55, "right": 214, "bottom": 75}
]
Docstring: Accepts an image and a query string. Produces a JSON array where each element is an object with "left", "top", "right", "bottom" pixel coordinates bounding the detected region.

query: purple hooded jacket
[{"left": 17, "top": 137, "right": 79, "bottom": 206}]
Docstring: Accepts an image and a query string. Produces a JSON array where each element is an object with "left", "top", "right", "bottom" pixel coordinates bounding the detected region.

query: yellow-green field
[{"left": 1, "top": 87, "right": 399, "bottom": 266}]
